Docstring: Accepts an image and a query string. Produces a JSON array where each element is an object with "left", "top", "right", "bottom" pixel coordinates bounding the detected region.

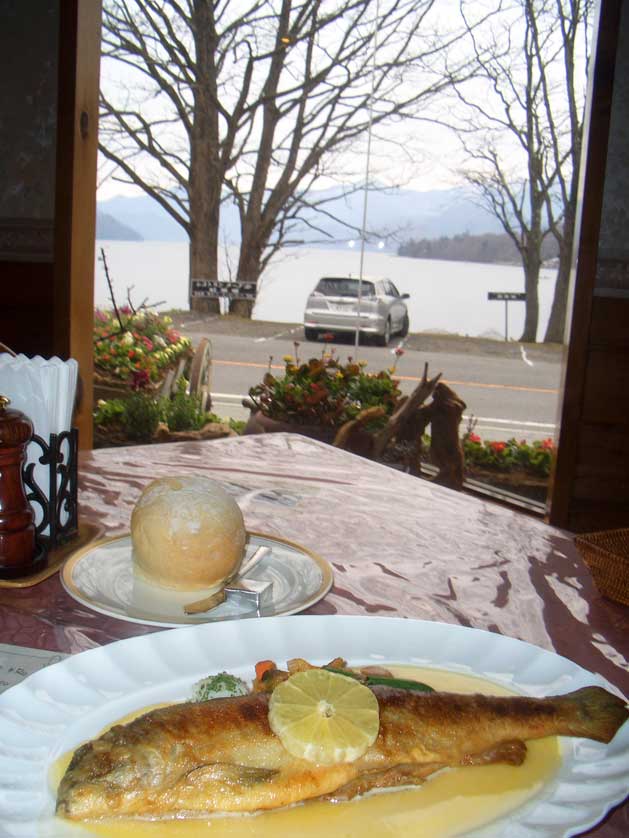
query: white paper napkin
[{"left": 0, "top": 354, "right": 78, "bottom": 532}]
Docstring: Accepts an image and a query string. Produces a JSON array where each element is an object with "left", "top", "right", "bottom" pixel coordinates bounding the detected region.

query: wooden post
[{"left": 53, "top": 0, "right": 102, "bottom": 449}]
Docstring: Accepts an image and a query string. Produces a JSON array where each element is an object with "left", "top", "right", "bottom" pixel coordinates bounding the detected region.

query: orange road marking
[
  {"left": 214, "top": 359, "right": 558, "bottom": 396},
  {"left": 397, "top": 375, "right": 557, "bottom": 394}
]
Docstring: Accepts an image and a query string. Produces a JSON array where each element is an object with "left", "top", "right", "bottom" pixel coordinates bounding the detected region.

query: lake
[{"left": 95, "top": 241, "right": 558, "bottom": 341}]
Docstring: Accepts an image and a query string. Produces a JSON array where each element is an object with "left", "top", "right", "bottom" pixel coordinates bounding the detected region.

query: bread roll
[{"left": 131, "top": 475, "right": 246, "bottom": 591}]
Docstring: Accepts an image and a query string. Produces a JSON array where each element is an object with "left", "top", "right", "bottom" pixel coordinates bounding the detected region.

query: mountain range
[{"left": 96, "top": 186, "right": 504, "bottom": 245}]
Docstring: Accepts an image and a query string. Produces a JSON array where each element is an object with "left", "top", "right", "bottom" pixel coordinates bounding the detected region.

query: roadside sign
[
  {"left": 487, "top": 291, "right": 526, "bottom": 341},
  {"left": 191, "top": 280, "right": 256, "bottom": 300},
  {"left": 488, "top": 292, "right": 526, "bottom": 301}
]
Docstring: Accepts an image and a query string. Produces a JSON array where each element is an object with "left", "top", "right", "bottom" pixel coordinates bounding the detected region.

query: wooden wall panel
[
  {"left": 582, "top": 352, "right": 629, "bottom": 424},
  {"left": 0, "top": 263, "right": 55, "bottom": 355},
  {"left": 0, "top": 1, "right": 101, "bottom": 449},
  {"left": 567, "top": 295, "right": 629, "bottom": 530},
  {"left": 588, "top": 295, "right": 629, "bottom": 346},
  {"left": 548, "top": 0, "right": 626, "bottom": 532}
]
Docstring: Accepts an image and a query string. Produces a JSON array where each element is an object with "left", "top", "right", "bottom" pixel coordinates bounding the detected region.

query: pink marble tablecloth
[{"left": 0, "top": 433, "right": 627, "bottom": 835}]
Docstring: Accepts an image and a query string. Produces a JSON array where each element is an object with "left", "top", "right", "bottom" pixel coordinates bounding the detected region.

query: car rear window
[{"left": 315, "top": 278, "right": 375, "bottom": 297}]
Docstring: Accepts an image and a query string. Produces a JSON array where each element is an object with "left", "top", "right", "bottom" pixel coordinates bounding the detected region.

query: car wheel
[
  {"left": 304, "top": 327, "right": 319, "bottom": 341},
  {"left": 399, "top": 313, "right": 409, "bottom": 337},
  {"left": 376, "top": 318, "right": 391, "bottom": 347}
]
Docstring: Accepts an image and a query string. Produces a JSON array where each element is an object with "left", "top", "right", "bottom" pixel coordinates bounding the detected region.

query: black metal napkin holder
[{"left": 21, "top": 428, "right": 79, "bottom": 556}]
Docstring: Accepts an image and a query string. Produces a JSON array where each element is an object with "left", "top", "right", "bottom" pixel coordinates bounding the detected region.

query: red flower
[
  {"left": 128, "top": 349, "right": 135, "bottom": 358},
  {"left": 394, "top": 347, "right": 405, "bottom": 357},
  {"left": 131, "top": 369, "right": 150, "bottom": 390},
  {"left": 490, "top": 441, "right": 506, "bottom": 453},
  {"left": 321, "top": 332, "right": 335, "bottom": 342},
  {"left": 468, "top": 433, "right": 481, "bottom": 444},
  {"left": 541, "top": 438, "right": 554, "bottom": 450}
]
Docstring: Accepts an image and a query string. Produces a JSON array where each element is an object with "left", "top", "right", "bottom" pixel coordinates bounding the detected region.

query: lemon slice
[{"left": 268, "top": 669, "right": 380, "bottom": 764}]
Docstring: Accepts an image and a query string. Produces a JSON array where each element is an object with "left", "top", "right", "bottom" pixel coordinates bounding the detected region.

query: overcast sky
[{"left": 96, "top": 0, "right": 593, "bottom": 204}]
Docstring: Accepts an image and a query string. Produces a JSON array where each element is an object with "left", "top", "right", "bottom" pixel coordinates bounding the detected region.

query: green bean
[
  {"left": 324, "top": 667, "right": 434, "bottom": 693},
  {"left": 363, "top": 675, "right": 434, "bottom": 693}
]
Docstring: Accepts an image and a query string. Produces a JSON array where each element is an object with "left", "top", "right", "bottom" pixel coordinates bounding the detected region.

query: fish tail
[{"left": 562, "top": 686, "right": 628, "bottom": 743}]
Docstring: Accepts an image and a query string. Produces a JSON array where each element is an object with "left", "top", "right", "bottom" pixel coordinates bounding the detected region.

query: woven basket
[{"left": 574, "top": 528, "right": 629, "bottom": 606}]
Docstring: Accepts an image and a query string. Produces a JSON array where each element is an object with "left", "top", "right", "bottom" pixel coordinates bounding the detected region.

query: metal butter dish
[{"left": 183, "top": 546, "right": 274, "bottom": 615}]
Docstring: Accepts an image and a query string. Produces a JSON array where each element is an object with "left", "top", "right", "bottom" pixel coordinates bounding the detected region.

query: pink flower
[
  {"left": 394, "top": 347, "right": 405, "bottom": 357},
  {"left": 95, "top": 309, "right": 108, "bottom": 322}
]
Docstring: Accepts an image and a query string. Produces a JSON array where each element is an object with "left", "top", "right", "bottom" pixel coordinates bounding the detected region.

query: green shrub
[
  {"left": 94, "top": 398, "right": 126, "bottom": 426},
  {"left": 163, "top": 378, "right": 207, "bottom": 431},
  {"left": 122, "top": 393, "right": 164, "bottom": 442},
  {"left": 94, "top": 385, "right": 245, "bottom": 440},
  {"left": 228, "top": 418, "right": 246, "bottom": 435}
]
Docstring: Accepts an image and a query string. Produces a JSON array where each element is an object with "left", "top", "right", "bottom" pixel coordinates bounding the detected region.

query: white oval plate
[
  {"left": 60, "top": 531, "right": 333, "bottom": 626},
  {"left": 0, "top": 616, "right": 627, "bottom": 838}
]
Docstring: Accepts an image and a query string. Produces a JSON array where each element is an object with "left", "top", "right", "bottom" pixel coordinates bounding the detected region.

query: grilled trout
[{"left": 56, "top": 685, "right": 627, "bottom": 820}]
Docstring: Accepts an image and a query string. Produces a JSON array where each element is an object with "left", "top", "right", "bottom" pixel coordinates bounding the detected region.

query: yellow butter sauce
[{"left": 50, "top": 666, "right": 561, "bottom": 838}]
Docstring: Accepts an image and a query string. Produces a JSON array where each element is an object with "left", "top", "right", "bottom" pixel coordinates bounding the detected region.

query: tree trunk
[
  {"left": 543, "top": 243, "right": 571, "bottom": 343},
  {"left": 189, "top": 238, "right": 220, "bottom": 315},
  {"left": 544, "top": 203, "right": 576, "bottom": 343},
  {"left": 520, "top": 254, "right": 541, "bottom": 343},
  {"left": 188, "top": 0, "right": 221, "bottom": 315},
  {"left": 231, "top": 222, "right": 265, "bottom": 318}
]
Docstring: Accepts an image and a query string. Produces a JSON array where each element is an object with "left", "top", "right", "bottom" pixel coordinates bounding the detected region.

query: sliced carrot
[{"left": 255, "top": 659, "right": 276, "bottom": 681}]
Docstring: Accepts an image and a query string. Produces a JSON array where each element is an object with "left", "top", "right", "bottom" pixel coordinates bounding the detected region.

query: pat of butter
[{"left": 224, "top": 577, "right": 274, "bottom": 612}]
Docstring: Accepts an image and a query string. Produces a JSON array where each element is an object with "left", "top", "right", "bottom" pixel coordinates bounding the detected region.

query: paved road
[{"left": 202, "top": 328, "right": 561, "bottom": 442}]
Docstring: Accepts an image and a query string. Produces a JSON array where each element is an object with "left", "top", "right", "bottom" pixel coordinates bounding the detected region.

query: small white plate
[{"left": 60, "top": 531, "right": 333, "bottom": 626}]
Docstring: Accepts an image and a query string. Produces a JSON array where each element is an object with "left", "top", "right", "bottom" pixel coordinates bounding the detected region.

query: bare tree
[
  {"left": 536, "top": 0, "right": 593, "bottom": 342},
  {"left": 99, "top": 0, "right": 478, "bottom": 315},
  {"left": 443, "top": 0, "right": 591, "bottom": 342}
]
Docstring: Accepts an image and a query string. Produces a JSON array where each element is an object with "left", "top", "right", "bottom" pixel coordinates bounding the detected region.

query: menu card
[{"left": 0, "top": 643, "right": 67, "bottom": 695}]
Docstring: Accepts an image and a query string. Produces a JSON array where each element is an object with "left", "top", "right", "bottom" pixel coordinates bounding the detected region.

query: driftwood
[
  {"left": 332, "top": 365, "right": 467, "bottom": 492},
  {"left": 415, "top": 383, "right": 467, "bottom": 490},
  {"left": 332, "top": 363, "right": 441, "bottom": 460}
]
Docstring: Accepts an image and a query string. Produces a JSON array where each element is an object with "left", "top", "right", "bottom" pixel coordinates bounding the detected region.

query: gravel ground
[{"left": 165, "top": 310, "right": 563, "bottom": 361}]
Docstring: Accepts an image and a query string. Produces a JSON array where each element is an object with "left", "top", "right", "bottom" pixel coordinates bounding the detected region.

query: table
[{"left": 0, "top": 433, "right": 627, "bottom": 835}]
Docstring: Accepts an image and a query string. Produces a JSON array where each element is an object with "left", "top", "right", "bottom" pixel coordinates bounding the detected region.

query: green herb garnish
[{"left": 193, "top": 672, "right": 249, "bottom": 701}]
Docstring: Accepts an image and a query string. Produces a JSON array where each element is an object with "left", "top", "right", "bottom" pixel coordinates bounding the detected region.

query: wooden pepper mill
[{"left": 0, "top": 395, "right": 43, "bottom": 578}]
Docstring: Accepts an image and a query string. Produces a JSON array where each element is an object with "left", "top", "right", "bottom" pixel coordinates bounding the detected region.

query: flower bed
[
  {"left": 247, "top": 344, "right": 402, "bottom": 431},
  {"left": 94, "top": 307, "right": 193, "bottom": 391},
  {"left": 462, "top": 433, "right": 554, "bottom": 479}
]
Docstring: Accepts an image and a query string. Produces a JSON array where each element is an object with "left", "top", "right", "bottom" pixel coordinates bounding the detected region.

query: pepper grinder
[{"left": 0, "top": 395, "right": 44, "bottom": 578}]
